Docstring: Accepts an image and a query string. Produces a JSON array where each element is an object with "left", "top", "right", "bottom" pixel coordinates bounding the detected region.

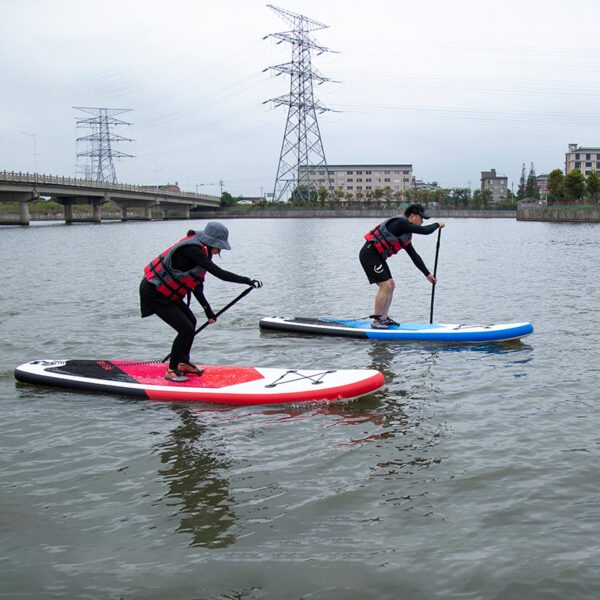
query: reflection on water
[
  {"left": 153, "top": 388, "right": 446, "bottom": 547},
  {"left": 155, "top": 408, "right": 237, "bottom": 548}
]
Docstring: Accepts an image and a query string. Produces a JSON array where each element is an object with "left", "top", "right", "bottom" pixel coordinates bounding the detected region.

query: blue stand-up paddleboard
[
  {"left": 14, "top": 360, "right": 385, "bottom": 406},
  {"left": 259, "top": 317, "right": 533, "bottom": 343}
]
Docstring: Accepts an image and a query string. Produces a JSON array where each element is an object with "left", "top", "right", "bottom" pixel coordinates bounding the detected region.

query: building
[
  {"left": 414, "top": 179, "right": 439, "bottom": 191},
  {"left": 298, "top": 163, "right": 415, "bottom": 200},
  {"left": 565, "top": 143, "right": 600, "bottom": 176},
  {"left": 480, "top": 169, "right": 508, "bottom": 203},
  {"left": 536, "top": 174, "right": 549, "bottom": 202}
]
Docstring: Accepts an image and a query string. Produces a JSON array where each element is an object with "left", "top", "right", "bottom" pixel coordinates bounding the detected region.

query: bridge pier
[
  {"left": 163, "top": 207, "right": 191, "bottom": 220},
  {"left": 92, "top": 199, "right": 102, "bottom": 223},
  {"left": 57, "top": 196, "right": 103, "bottom": 223},
  {"left": 64, "top": 200, "right": 74, "bottom": 224},
  {"left": 6, "top": 191, "right": 39, "bottom": 225},
  {"left": 19, "top": 199, "right": 30, "bottom": 225},
  {"left": 115, "top": 201, "right": 154, "bottom": 221}
]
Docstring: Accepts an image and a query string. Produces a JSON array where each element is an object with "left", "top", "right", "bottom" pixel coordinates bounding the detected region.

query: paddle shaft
[
  {"left": 162, "top": 286, "right": 254, "bottom": 363},
  {"left": 429, "top": 228, "right": 442, "bottom": 324}
]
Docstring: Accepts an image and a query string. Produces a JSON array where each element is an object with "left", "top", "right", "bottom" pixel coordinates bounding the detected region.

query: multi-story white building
[
  {"left": 565, "top": 143, "right": 600, "bottom": 176},
  {"left": 480, "top": 169, "right": 508, "bottom": 203},
  {"left": 299, "top": 163, "right": 415, "bottom": 199}
]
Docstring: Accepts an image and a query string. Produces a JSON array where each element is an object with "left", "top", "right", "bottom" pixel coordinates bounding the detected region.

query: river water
[{"left": 1, "top": 217, "right": 599, "bottom": 599}]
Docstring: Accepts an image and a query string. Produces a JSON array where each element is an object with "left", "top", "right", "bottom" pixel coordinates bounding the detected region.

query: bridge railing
[{"left": 0, "top": 170, "right": 214, "bottom": 200}]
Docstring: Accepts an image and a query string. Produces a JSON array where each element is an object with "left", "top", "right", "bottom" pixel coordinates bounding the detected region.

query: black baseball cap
[{"left": 404, "top": 203, "right": 430, "bottom": 219}]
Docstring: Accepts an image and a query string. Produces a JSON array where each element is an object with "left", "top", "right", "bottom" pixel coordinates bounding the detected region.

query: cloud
[{"left": 2, "top": 0, "right": 600, "bottom": 194}]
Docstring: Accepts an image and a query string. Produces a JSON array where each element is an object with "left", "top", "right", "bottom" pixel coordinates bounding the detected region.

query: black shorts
[{"left": 359, "top": 242, "right": 392, "bottom": 284}]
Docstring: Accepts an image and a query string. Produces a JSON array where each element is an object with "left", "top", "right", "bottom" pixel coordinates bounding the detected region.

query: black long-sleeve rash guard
[
  {"left": 171, "top": 245, "right": 252, "bottom": 309},
  {"left": 385, "top": 218, "right": 440, "bottom": 277}
]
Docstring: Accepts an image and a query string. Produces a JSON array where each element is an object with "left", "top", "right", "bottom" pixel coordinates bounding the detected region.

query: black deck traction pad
[
  {"left": 287, "top": 317, "right": 338, "bottom": 324},
  {"left": 45, "top": 360, "right": 152, "bottom": 383},
  {"left": 260, "top": 317, "right": 370, "bottom": 338}
]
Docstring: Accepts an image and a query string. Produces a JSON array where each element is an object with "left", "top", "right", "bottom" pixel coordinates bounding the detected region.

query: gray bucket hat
[{"left": 196, "top": 221, "right": 231, "bottom": 250}]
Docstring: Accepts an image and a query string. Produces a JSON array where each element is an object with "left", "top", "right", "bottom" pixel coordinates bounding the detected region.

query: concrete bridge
[{"left": 0, "top": 171, "right": 221, "bottom": 225}]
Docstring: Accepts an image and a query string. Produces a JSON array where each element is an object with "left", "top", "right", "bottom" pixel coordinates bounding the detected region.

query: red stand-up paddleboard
[{"left": 14, "top": 360, "right": 385, "bottom": 406}]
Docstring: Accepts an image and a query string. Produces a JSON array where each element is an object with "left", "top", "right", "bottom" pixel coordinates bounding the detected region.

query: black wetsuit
[{"left": 140, "top": 244, "right": 252, "bottom": 370}]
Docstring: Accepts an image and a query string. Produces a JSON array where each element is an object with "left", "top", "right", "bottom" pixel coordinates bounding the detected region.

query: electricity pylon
[
  {"left": 74, "top": 107, "right": 133, "bottom": 183},
  {"left": 264, "top": 4, "right": 335, "bottom": 203}
]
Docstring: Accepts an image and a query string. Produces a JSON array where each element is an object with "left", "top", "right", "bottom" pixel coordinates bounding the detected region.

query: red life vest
[
  {"left": 364, "top": 216, "right": 412, "bottom": 259},
  {"left": 144, "top": 234, "right": 209, "bottom": 301}
]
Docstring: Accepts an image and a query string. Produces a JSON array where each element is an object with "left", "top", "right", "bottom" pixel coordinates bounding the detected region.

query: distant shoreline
[
  {"left": 0, "top": 207, "right": 515, "bottom": 225},
  {"left": 2, "top": 204, "right": 600, "bottom": 225}
]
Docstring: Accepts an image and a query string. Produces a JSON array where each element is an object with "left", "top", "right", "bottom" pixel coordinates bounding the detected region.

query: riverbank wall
[
  {"left": 3, "top": 204, "right": 600, "bottom": 224},
  {"left": 189, "top": 207, "right": 517, "bottom": 220},
  {"left": 516, "top": 204, "right": 600, "bottom": 222},
  {"left": 1, "top": 207, "right": 515, "bottom": 225}
]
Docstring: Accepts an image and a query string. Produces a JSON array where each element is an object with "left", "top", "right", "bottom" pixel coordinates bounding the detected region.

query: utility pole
[
  {"left": 264, "top": 4, "right": 336, "bottom": 204},
  {"left": 74, "top": 107, "right": 133, "bottom": 183}
]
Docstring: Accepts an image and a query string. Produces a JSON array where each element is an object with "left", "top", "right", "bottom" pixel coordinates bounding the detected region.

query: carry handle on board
[
  {"left": 429, "top": 228, "right": 441, "bottom": 324},
  {"left": 162, "top": 286, "right": 254, "bottom": 363}
]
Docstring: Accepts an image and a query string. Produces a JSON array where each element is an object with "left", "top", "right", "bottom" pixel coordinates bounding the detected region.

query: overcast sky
[{"left": 2, "top": 0, "right": 599, "bottom": 197}]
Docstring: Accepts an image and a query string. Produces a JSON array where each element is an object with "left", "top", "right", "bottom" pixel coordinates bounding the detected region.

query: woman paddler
[{"left": 140, "top": 222, "right": 262, "bottom": 382}]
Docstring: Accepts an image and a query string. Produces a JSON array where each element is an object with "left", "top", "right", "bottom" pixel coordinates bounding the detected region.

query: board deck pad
[
  {"left": 259, "top": 316, "right": 534, "bottom": 343},
  {"left": 14, "top": 360, "right": 385, "bottom": 406},
  {"left": 47, "top": 360, "right": 265, "bottom": 387}
]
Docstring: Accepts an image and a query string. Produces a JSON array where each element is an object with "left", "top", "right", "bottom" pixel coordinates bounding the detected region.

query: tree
[
  {"left": 563, "top": 169, "right": 586, "bottom": 202},
  {"left": 450, "top": 187, "right": 471, "bottom": 207},
  {"left": 480, "top": 189, "right": 493, "bottom": 207},
  {"left": 405, "top": 188, "right": 428, "bottom": 204},
  {"left": 316, "top": 186, "right": 328, "bottom": 206},
  {"left": 516, "top": 163, "right": 527, "bottom": 201},
  {"left": 381, "top": 186, "right": 393, "bottom": 201},
  {"left": 373, "top": 188, "right": 385, "bottom": 204},
  {"left": 546, "top": 169, "right": 564, "bottom": 202},
  {"left": 586, "top": 170, "right": 600, "bottom": 203},
  {"left": 333, "top": 189, "right": 345, "bottom": 206},
  {"left": 291, "top": 185, "right": 317, "bottom": 204},
  {"left": 220, "top": 191, "right": 236, "bottom": 207},
  {"left": 431, "top": 187, "right": 450, "bottom": 206},
  {"left": 525, "top": 163, "right": 540, "bottom": 200}
]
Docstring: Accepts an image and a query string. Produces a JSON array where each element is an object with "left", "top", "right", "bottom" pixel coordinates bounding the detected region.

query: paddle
[
  {"left": 429, "top": 227, "right": 442, "bottom": 324},
  {"left": 162, "top": 285, "right": 254, "bottom": 362}
]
